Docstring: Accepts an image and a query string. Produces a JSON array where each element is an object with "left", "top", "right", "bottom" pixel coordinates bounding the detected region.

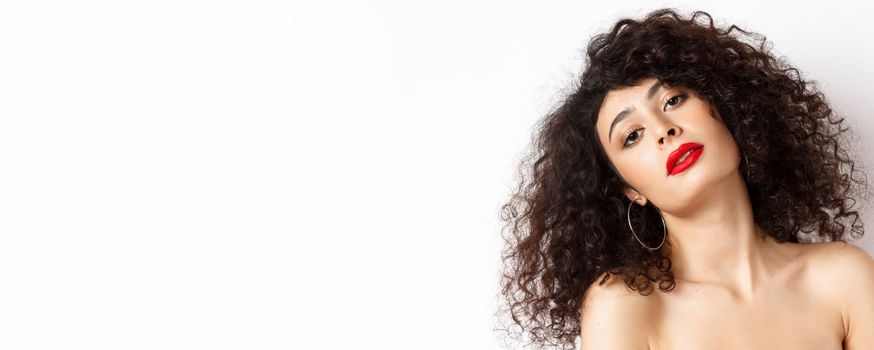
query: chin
[{"left": 662, "top": 162, "right": 735, "bottom": 211}]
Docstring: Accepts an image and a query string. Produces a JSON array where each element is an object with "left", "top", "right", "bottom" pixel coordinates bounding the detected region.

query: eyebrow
[{"left": 608, "top": 80, "right": 664, "bottom": 143}]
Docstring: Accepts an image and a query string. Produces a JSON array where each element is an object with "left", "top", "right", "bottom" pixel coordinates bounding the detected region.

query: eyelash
[{"left": 622, "top": 93, "right": 688, "bottom": 148}]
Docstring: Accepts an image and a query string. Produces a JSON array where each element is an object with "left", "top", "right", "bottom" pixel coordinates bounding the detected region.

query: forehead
[{"left": 596, "top": 78, "right": 662, "bottom": 138}]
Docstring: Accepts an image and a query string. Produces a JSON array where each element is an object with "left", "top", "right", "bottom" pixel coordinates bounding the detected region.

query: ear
[
  {"left": 622, "top": 187, "right": 648, "bottom": 206},
  {"left": 708, "top": 101, "right": 724, "bottom": 123}
]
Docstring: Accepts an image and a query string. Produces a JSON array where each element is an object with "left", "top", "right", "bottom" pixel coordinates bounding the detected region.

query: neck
[{"left": 660, "top": 170, "right": 783, "bottom": 299}]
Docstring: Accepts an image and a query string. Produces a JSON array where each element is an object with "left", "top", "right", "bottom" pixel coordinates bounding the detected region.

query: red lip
[{"left": 666, "top": 142, "right": 704, "bottom": 176}]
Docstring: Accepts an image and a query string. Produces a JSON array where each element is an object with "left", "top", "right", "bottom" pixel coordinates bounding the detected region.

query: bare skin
[
  {"left": 593, "top": 76, "right": 765, "bottom": 295},
  {"left": 582, "top": 239, "right": 855, "bottom": 349},
  {"left": 581, "top": 76, "right": 874, "bottom": 349},
  {"left": 671, "top": 240, "right": 841, "bottom": 349}
]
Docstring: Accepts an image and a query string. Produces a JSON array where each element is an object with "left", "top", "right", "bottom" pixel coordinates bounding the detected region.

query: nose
[
  {"left": 656, "top": 123, "right": 680, "bottom": 146},
  {"left": 659, "top": 126, "right": 677, "bottom": 145}
]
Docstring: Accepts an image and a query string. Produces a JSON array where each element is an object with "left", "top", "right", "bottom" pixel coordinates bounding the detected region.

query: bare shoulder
[
  {"left": 579, "top": 272, "right": 655, "bottom": 349},
  {"left": 798, "top": 241, "right": 874, "bottom": 345},
  {"left": 795, "top": 241, "right": 874, "bottom": 292},
  {"left": 800, "top": 241, "right": 874, "bottom": 275}
]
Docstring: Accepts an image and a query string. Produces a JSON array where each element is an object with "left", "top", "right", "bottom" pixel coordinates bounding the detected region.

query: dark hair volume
[{"left": 497, "top": 8, "right": 869, "bottom": 349}]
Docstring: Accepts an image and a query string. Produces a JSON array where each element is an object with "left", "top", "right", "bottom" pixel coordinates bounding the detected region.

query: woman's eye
[
  {"left": 665, "top": 94, "right": 687, "bottom": 109},
  {"left": 623, "top": 94, "right": 686, "bottom": 148},
  {"left": 623, "top": 128, "right": 642, "bottom": 148}
]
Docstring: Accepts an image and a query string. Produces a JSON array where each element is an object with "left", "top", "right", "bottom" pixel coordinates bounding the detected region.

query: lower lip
[{"left": 669, "top": 147, "right": 704, "bottom": 176}]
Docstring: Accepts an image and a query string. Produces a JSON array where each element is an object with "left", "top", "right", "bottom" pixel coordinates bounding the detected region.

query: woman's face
[{"left": 595, "top": 77, "right": 741, "bottom": 213}]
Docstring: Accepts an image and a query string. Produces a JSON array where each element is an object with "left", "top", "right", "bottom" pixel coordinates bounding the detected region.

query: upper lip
[{"left": 666, "top": 142, "right": 704, "bottom": 174}]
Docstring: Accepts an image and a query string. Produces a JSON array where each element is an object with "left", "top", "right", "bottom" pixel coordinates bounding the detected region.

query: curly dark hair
[{"left": 497, "top": 7, "right": 870, "bottom": 350}]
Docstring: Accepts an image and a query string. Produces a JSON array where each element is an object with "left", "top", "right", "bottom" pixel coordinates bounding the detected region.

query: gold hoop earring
[{"left": 626, "top": 200, "right": 666, "bottom": 251}]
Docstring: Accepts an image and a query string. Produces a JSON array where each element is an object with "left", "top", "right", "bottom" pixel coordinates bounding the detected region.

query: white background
[{"left": 1, "top": 1, "right": 872, "bottom": 349}]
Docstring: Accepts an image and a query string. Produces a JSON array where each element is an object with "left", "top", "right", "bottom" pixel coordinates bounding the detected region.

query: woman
[{"left": 498, "top": 8, "right": 874, "bottom": 350}]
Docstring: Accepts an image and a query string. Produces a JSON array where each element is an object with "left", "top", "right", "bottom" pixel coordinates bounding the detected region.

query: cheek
[
  {"left": 616, "top": 152, "right": 662, "bottom": 188},
  {"left": 713, "top": 124, "right": 739, "bottom": 150}
]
